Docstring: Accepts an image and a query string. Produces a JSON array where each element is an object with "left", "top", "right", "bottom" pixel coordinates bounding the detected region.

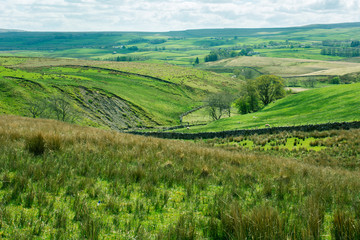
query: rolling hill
[
  {"left": 181, "top": 83, "right": 360, "bottom": 132},
  {"left": 2, "top": 22, "right": 360, "bottom": 65},
  {"left": 0, "top": 56, "right": 239, "bottom": 129}
]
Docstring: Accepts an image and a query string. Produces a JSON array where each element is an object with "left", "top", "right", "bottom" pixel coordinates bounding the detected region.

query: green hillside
[
  {"left": 2, "top": 22, "right": 360, "bottom": 65},
  {"left": 0, "top": 56, "right": 237, "bottom": 129},
  {"left": 182, "top": 83, "right": 360, "bottom": 132}
]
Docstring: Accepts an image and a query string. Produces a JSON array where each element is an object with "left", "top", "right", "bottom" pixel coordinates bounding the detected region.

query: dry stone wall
[{"left": 128, "top": 121, "right": 360, "bottom": 140}]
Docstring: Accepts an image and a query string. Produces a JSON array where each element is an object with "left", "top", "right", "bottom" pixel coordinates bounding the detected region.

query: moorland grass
[{"left": 0, "top": 115, "right": 360, "bottom": 239}]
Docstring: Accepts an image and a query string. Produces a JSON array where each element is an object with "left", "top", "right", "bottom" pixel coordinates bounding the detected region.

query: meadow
[
  {"left": 181, "top": 83, "right": 360, "bottom": 132},
  {"left": 1, "top": 115, "right": 360, "bottom": 239}
]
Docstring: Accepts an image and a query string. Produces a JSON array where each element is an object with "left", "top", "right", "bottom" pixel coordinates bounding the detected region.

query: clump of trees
[
  {"left": 205, "top": 75, "right": 285, "bottom": 120},
  {"left": 235, "top": 75, "right": 285, "bottom": 114},
  {"left": 26, "top": 96, "right": 75, "bottom": 122},
  {"left": 204, "top": 48, "right": 253, "bottom": 62}
]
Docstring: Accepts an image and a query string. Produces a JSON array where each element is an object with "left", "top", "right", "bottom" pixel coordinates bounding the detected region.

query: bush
[
  {"left": 26, "top": 133, "right": 45, "bottom": 155},
  {"left": 330, "top": 76, "right": 341, "bottom": 84}
]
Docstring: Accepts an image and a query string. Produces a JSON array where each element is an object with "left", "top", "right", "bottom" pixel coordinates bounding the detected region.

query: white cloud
[{"left": 0, "top": 0, "right": 359, "bottom": 31}]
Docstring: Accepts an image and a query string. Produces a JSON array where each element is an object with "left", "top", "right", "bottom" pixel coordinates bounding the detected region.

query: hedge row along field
[{"left": 1, "top": 115, "right": 360, "bottom": 239}]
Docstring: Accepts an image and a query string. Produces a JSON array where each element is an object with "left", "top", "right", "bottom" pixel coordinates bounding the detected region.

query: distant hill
[
  {"left": 0, "top": 28, "right": 25, "bottom": 33},
  {"left": 1, "top": 22, "right": 360, "bottom": 51},
  {"left": 167, "top": 22, "right": 360, "bottom": 37}
]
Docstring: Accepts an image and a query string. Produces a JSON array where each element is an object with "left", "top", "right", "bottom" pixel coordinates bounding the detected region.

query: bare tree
[
  {"left": 49, "top": 96, "right": 72, "bottom": 122},
  {"left": 26, "top": 98, "right": 47, "bottom": 118}
]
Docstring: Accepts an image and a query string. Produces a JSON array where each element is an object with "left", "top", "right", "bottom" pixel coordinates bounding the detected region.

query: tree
[
  {"left": 26, "top": 98, "right": 47, "bottom": 118},
  {"left": 194, "top": 57, "right": 200, "bottom": 64},
  {"left": 206, "top": 93, "right": 234, "bottom": 121},
  {"left": 49, "top": 96, "right": 72, "bottom": 122},
  {"left": 254, "top": 75, "right": 285, "bottom": 106},
  {"left": 303, "top": 77, "right": 317, "bottom": 88},
  {"left": 329, "top": 76, "right": 341, "bottom": 84},
  {"left": 234, "top": 80, "right": 260, "bottom": 114}
]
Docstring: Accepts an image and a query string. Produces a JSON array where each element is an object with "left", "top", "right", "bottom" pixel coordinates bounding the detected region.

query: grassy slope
[
  {"left": 0, "top": 56, "right": 238, "bottom": 128},
  {"left": 182, "top": 83, "right": 360, "bottom": 132},
  {"left": 1, "top": 115, "right": 360, "bottom": 239},
  {"left": 204, "top": 56, "right": 360, "bottom": 77}
]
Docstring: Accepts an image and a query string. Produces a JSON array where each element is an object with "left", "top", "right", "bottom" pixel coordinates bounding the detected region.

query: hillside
[
  {"left": 0, "top": 56, "right": 238, "bottom": 129},
  {"left": 1, "top": 115, "right": 360, "bottom": 238},
  {"left": 2, "top": 22, "right": 360, "bottom": 65},
  {"left": 204, "top": 56, "right": 360, "bottom": 77},
  {"left": 182, "top": 83, "right": 360, "bottom": 132}
]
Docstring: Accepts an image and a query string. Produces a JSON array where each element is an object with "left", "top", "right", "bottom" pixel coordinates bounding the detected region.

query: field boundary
[{"left": 127, "top": 121, "right": 360, "bottom": 139}]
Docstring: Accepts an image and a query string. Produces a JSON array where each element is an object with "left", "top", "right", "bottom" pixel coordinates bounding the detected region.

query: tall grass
[{"left": 1, "top": 115, "right": 360, "bottom": 238}]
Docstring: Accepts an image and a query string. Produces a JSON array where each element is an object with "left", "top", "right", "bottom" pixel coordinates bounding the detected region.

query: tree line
[
  {"left": 205, "top": 75, "right": 285, "bottom": 120},
  {"left": 321, "top": 47, "right": 360, "bottom": 57},
  {"left": 204, "top": 48, "right": 254, "bottom": 62},
  {"left": 26, "top": 96, "right": 75, "bottom": 122}
]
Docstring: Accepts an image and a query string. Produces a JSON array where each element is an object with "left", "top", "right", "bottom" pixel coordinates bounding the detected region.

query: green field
[
  {"left": 2, "top": 22, "right": 360, "bottom": 65},
  {"left": 181, "top": 83, "right": 360, "bottom": 132}
]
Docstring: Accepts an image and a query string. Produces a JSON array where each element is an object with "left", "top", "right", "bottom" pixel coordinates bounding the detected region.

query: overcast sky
[{"left": 1, "top": 0, "right": 360, "bottom": 32}]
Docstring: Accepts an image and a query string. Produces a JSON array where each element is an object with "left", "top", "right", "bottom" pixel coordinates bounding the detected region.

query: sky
[{"left": 1, "top": 0, "right": 360, "bottom": 32}]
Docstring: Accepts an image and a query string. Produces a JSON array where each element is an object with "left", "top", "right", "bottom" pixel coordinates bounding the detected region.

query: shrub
[{"left": 26, "top": 133, "right": 45, "bottom": 155}]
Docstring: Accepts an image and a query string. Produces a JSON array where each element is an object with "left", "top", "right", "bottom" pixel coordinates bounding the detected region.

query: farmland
[
  {"left": 2, "top": 22, "right": 360, "bottom": 66},
  {"left": 1, "top": 22, "right": 360, "bottom": 239},
  {"left": 203, "top": 56, "right": 360, "bottom": 77}
]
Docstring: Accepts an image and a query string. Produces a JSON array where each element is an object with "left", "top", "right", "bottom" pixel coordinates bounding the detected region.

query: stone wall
[{"left": 128, "top": 121, "right": 360, "bottom": 140}]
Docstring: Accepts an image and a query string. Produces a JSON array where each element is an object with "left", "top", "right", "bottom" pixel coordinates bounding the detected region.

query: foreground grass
[
  {"left": 1, "top": 115, "right": 360, "bottom": 239},
  {"left": 183, "top": 83, "right": 360, "bottom": 132}
]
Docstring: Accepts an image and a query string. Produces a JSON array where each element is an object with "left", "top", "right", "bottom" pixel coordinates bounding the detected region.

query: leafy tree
[
  {"left": 330, "top": 76, "right": 341, "bottom": 84},
  {"left": 128, "top": 46, "right": 138, "bottom": 51},
  {"left": 235, "top": 80, "right": 260, "bottom": 114},
  {"left": 206, "top": 93, "right": 234, "bottom": 121},
  {"left": 351, "top": 40, "right": 360, "bottom": 47},
  {"left": 254, "top": 75, "right": 285, "bottom": 106},
  {"left": 194, "top": 57, "right": 199, "bottom": 64},
  {"left": 204, "top": 52, "right": 218, "bottom": 62}
]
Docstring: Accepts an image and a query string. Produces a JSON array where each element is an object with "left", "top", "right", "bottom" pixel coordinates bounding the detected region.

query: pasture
[{"left": 181, "top": 83, "right": 360, "bottom": 132}]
